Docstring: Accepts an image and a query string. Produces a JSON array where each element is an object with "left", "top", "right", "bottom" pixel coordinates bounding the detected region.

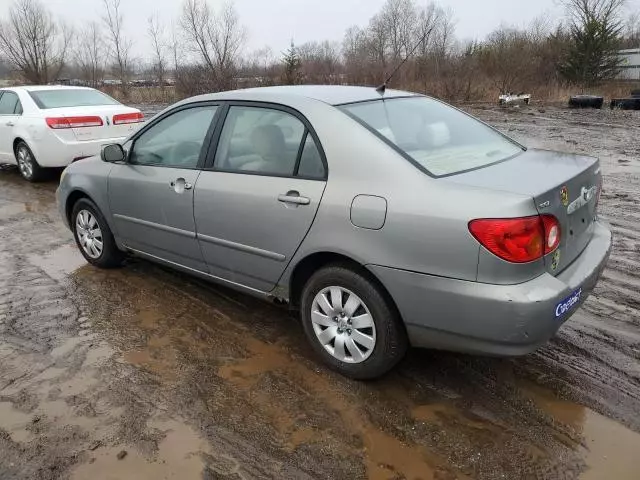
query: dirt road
[{"left": 0, "top": 105, "right": 639, "bottom": 480}]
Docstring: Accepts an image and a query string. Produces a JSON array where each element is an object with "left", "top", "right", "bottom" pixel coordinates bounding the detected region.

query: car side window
[
  {"left": 130, "top": 105, "right": 218, "bottom": 168},
  {"left": 0, "top": 92, "right": 20, "bottom": 115},
  {"left": 296, "top": 133, "right": 325, "bottom": 179},
  {"left": 214, "top": 106, "right": 305, "bottom": 176}
]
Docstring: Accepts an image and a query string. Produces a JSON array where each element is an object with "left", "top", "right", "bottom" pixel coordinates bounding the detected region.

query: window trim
[
  {"left": 0, "top": 90, "right": 22, "bottom": 116},
  {"left": 203, "top": 101, "right": 328, "bottom": 181},
  {"left": 293, "top": 130, "right": 309, "bottom": 176},
  {"left": 126, "top": 101, "right": 222, "bottom": 170},
  {"left": 338, "top": 96, "right": 526, "bottom": 179}
]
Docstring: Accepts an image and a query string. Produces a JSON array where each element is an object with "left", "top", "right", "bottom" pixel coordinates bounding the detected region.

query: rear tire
[
  {"left": 71, "top": 198, "right": 124, "bottom": 268},
  {"left": 300, "top": 264, "right": 408, "bottom": 380},
  {"left": 14, "top": 141, "right": 45, "bottom": 182}
]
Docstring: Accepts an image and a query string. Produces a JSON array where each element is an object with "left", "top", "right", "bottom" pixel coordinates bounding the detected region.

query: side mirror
[{"left": 101, "top": 144, "right": 126, "bottom": 163}]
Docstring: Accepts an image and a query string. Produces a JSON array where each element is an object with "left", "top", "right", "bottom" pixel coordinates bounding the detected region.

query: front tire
[
  {"left": 300, "top": 265, "right": 408, "bottom": 380},
  {"left": 71, "top": 199, "right": 124, "bottom": 268},
  {"left": 15, "top": 141, "right": 44, "bottom": 182}
]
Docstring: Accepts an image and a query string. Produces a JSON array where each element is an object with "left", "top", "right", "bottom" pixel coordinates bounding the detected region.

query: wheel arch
[
  {"left": 65, "top": 189, "right": 96, "bottom": 226},
  {"left": 288, "top": 251, "right": 403, "bottom": 324},
  {"left": 13, "top": 137, "right": 26, "bottom": 154}
]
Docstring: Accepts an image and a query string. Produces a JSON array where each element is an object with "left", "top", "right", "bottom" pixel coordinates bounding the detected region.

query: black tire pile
[
  {"left": 610, "top": 89, "right": 640, "bottom": 110},
  {"left": 568, "top": 95, "right": 604, "bottom": 109}
]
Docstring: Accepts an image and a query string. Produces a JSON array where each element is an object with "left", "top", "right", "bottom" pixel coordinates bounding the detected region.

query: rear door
[
  {"left": 0, "top": 91, "right": 22, "bottom": 163},
  {"left": 194, "top": 104, "right": 328, "bottom": 292},
  {"left": 108, "top": 103, "right": 219, "bottom": 271}
]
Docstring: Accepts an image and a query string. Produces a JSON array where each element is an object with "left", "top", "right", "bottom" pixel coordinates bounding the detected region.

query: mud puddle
[{"left": 520, "top": 382, "right": 640, "bottom": 480}]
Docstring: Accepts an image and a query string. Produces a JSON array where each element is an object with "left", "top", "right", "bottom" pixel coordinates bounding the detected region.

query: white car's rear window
[
  {"left": 28, "top": 89, "right": 120, "bottom": 109},
  {"left": 341, "top": 97, "right": 523, "bottom": 177}
]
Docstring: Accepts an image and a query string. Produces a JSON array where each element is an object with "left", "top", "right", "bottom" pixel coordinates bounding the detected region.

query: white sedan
[{"left": 0, "top": 85, "right": 143, "bottom": 181}]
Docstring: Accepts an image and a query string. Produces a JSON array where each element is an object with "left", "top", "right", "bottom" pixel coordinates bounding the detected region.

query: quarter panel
[{"left": 274, "top": 102, "right": 539, "bottom": 294}]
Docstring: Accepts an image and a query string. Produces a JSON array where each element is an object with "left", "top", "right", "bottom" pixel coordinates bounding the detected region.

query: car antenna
[{"left": 376, "top": 26, "right": 435, "bottom": 96}]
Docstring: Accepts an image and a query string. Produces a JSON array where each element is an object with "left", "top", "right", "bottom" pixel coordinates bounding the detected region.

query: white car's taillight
[
  {"left": 113, "top": 112, "right": 144, "bottom": 125},
  {"left": 46, "top": 116, "right": 104, "bottom": 129}
]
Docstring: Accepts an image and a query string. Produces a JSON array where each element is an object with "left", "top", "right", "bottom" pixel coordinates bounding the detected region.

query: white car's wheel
[{"left": 15, "top": 141, "right": 44, "bottom": 182}]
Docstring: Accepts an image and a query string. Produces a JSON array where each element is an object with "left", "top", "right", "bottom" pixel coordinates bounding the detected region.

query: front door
[
  {"left": 194, "top": 104, "right": 328, "bottom": 292},
  {"left": 108, "top": 104, "right": 219, "bottom": 271},
  {"left": 0, "top": 91, "right": 22, "bottom": 163}
]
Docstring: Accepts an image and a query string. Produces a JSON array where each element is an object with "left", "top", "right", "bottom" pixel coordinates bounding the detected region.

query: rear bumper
[
  {"left": 368, "top": 221, "right": 612, "bottom": 356},
  {"left": 36, "top": 137, "right": 127, "bottom": 168}
]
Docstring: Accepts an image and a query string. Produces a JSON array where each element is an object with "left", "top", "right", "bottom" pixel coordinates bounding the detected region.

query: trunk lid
[
  {"left": 45, "top": 105, "right": 143, "bottom": 142},
  {"left": 449, "top": 149, "right": 601, "bottom": 275}
]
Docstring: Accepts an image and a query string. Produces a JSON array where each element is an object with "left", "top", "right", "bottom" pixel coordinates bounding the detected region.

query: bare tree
[
  {"left": 0, "top": 0, "right": 72, "bottom": 84},
  {"left": 414, "top": 3, "right": 442, "bottom": 92},
  {"left": 147, "top": 14, "right": 167, "bottom": 89},
  {"left": 180, "top": 0, "right": 246, "bottom": 92},
  {"left": 102, "top": 0, "right": 132, "bottom": 93},
  {"left": 74, "top": 22, "right": 104, "bottom": 87},
  {"left": 342, "top": 26, "right": 371, "bottom": 84},
  {"left": 367, "top": 14, "right": 389, "bottom": 81},
  {"left": 380, "top": 0, "right": 418, "bottom": 62},
  {"left": 298, "top": 41, "right": 341, "bottom": 83},
  {"left": 622, "top": 9, "right": 640, "bottom": 47},
  {"left": 170, "top": 22, "right": 181, "bottom": 75},
  {"left": 479, "top": 27, "right": 537, "bottom": 93},
  {"left": 244, "top": 46, "right": 278, "bottom": 85}
]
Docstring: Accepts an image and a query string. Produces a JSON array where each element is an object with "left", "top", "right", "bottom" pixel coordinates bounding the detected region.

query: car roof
[
  {"left": 190, "top": 85, "right": 418, "bottom": 106},
  {"left": 6, "top": 85, "right": 95, "bottom": 92}
]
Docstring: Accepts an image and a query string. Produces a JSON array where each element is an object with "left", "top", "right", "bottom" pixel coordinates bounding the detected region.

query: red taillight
[
  {"left": 113, "top": 112, "right": 144, "bottom": 125},
  {"left": 469, "top": 215, "right": 561, "bottom": 263},
  {"left": 595, "top": 177, "right": 602, "bottom": 213},
  {"left": 541, "top": 214, "right": 561, "bottom": 254},
  {"left": 46, "top": 116, "right": 103, "bottom": 129}
]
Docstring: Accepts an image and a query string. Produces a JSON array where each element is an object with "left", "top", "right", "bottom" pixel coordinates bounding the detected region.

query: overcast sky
[{"left": 1, "top": 0, "right": 569, "bottom": 58}]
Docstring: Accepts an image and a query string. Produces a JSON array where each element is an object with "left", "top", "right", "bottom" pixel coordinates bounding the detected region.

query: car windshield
[
  {"left": 341, "top": 97, "right": 523, "bottom": 177},
  {"left": 28, "top": 89, "right": 120, "bottom": 109}
]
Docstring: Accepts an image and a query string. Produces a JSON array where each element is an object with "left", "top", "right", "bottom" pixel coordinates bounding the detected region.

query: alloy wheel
[
  {"left": 75, "top": 210, "right": 104, "bottom": 259},
  {"left": 16, "top": 147, "right": 34, "bottom": 179},
  {"left": 311, "top": 286, "right": 377, "bottom": 364}
]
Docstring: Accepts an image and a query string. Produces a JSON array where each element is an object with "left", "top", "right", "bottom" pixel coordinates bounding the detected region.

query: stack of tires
[
  {"left": 610, "top": 90, "right": 640, "bottom": 110},
  {"left": 568, "top": 95, "right": 604, "bottom": 109}
]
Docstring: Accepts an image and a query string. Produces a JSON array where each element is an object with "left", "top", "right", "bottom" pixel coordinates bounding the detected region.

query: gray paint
[
  {"left": 56, "top": 85, "right": 612, "bottom": 357},
  {"left": 350, "top": 195, "right": 387, "bottom": 230}
]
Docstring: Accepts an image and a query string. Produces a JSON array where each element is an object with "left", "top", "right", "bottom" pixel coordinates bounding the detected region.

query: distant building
[{"left": 618, "top": 48, "right": 640, "bottom": 80}]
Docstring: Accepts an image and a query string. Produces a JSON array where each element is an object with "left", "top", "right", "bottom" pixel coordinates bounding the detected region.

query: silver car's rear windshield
[
  {"left": 28, "top": 89, "right": 120, "bottom": 109},
  {"left": 340, "top": 97, "right": 524, "bottom": 177}
]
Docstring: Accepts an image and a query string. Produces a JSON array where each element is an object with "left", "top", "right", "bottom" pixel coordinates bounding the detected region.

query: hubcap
[
  {"left": 75, "top": 210, "right": 103, "bottom": 259},
  {"left": 311, "top": 286, "right": 376, "bottom": 364},
  {"left": 16, "top": 147, "right": 34, "bottom": 179}
]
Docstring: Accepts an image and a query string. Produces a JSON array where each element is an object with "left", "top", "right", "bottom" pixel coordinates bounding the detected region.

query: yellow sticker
[
  {"left": 551, "top": 250, "right": 561, "bottom": 270},
  {"left": 560, "top": 186, "right": 569, "bottom": 207}
]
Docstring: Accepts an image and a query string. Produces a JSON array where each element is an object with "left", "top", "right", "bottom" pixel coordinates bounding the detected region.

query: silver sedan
[{"left": 56, "top": 86, "right": 612, "bottom": 379}]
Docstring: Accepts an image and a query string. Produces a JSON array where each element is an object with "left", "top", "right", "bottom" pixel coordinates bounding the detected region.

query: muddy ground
[{"left": 0, "top": 104, "right": 639, "bottom": 480}]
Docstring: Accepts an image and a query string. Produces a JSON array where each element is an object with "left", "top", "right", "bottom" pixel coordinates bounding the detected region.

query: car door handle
[
  {"left": 6, "top": 121, "right": 15, "bottom": 127},
  {"left": 170, "top": 178, "right": 193, "bottom": 193},
  {"left": 278, "top": 191, "right": 310, "bottom": 205}
]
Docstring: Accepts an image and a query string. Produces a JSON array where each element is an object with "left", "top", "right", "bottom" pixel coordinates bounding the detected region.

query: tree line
[{"left": 0, "top": 0, "right": 638, "bottom": 102}]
